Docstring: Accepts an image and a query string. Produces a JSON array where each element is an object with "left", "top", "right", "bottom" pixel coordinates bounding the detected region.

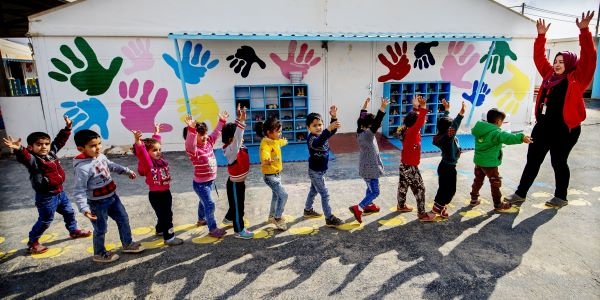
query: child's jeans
[
  {"left": 30, "top": 191, "right": 78, "bottom": 244},
  {"left": 397, "top": 164, "right": 426, "bottom": 213},
  {"left": 263, "top": 173, "right": 288, "bottom": 218},
  {"left": 88, "top": 194, "right": 133, "bottom": 255},
  {"left": 359, "top": 178, "right": 380, "bottom": 209},
  {"left": 148, "top": 190, "right": 174, "bottom": 241},
  {"left": 305, "top": 169, "right": 333, "bottom": 219},
  {"left": 192, "top": 180, "right": 217, "bottom": 231},
  {"left": 470, "top": 165, "right": 502, "bottom": 206}
]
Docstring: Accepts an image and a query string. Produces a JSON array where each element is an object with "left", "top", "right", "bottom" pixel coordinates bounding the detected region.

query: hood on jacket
[{"left": 471, "top": 121, "right": 499, "bottom": 138}]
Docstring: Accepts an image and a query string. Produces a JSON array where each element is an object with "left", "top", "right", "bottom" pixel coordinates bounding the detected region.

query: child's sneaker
[
  {"left": 417, "top": 212, "right": 437, "bottom": 222},
  {"left": 93, "top": 250, "right": 119, "bottom": 263},
  {"left": 363, "top": 203, "right": 380, "bottom": 213},
  {"left": 122, "top": 241, "right": 145, "bottom": 253},
  {"left": 325, "top": 215, "right": 343, "bottom": 227},
  {"left": 469, "top": 199, "right": 481, "bottom": 207},
  {"left": 494, "top": 201, "right": 514, "bottom": 213},
  {"left": 545, "top": 197, "right": 568, "bottom": 208},
  {"left": 222, "top": 218, "right": 233, "bottom": 227},
  {"left": 234, "top": 228, "right": 254, "bottom": 239},
  {"left": 303, "top": 208, "right": 323, "bottom": 219},
  {"left": 196, "top": 219, "right": 207, "bottom": 227},
  {"left": 396, "top": 203, "right": 413, "bottom": 212},
  {"left": 504, "top": 193, "right": 526, "bottom": 205},
  {"left": 69, "top": 229, "right": 92, "bottom": 239},
  {"left": 348, "top": 205, "right": 363, "bottom": 223},
  {"left": 209, "top": 228, "right": 226, "bottom": 238},
  {"left": 165, "top": 237, "right": 184, "bottom": 246},
  {"left": 27, "top": 241, "right": 48, "bottom": 254},
  {"left": 274, "top": 218, "right": 288, "bottom": 231}
]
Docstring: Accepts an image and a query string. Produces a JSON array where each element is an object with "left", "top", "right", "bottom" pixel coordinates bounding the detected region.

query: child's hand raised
[
  {"left": 442, "top": 99, "right": 450, "bottom": 111},
  {"left": 329, "top": 105, "right": 338, "bottom": 118},
  {"left": 362, "top": 97, "right": 371, "bottom": 110},
  {"left": 184, "top": 115, "right": 196, "bottom": 128},
  {"left": 328, "top": 120, "right": 341, "bottom": 131},
  {"left": 64, "top": 115, "right": 73, "bottom": 128},
  {"left": 219, "top": 111, "right": 229, "bottom": 121},
  {"left": 459, "top": 101, "right": 466, "bottom": 116},
  {"left": 2, "top": 136, "right": 21, "bottom": 150},
  {"left": 132, "top": 130, "right": 143, "bottom": 143},
  {"left": 237, "top": 103, "right": 247, "bottom": 122},
  {"left": 416, "top": 95, "right": 427, "bottom": 108},
  {"left": 154, "top": 123, "right": 162, "bottom": 134},
  {"left": 380, "top": 97, "right": 390, "bottom": 110}
]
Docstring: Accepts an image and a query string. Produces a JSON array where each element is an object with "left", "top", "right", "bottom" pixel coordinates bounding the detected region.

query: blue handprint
[
  {"left": 462, "top": 80, "right": 491, "bottom": 107},
  {"left": 61, "top": 98, "right": 110, "bottom": 138},
  {"left": 163, "top": 41, "right": 219, "bottom": 84}
]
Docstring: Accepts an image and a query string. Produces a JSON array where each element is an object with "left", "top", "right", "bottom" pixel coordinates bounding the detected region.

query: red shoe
[
  {"left": 363, "top": 203, "right": 380, "bottom": 213},
  {"left": 396, "top": 204, "right": 414, "bottom": 212},
  {"left": 418, "top": 212, "right": 437, "bottom": 222},
  {"left": 348, "top": 205, "right": 363, "bottom": 223},
  {"left": 494, "top": 201, "right": 513, "bottom": 213},
  {"left": 432, "top": 204, "right": 449, "bottom": 219},
  {"left": 69, "top": 229, "right": 92, "bottom": 239},
  {"left": 196, "top": 219, "right": 207, "bottom": 227},
  {"left": 27, "top": 241, "right": 49, "bottom": 254}
]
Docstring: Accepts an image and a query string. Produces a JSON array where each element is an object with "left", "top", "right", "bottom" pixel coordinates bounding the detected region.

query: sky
[{"left": 494, "top": 0, "right": 600, "bottom": 38}]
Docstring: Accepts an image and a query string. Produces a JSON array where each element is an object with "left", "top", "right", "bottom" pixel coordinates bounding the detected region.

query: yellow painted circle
[
  {"left": 174, "top": 224, "right": 199, "bottom": 233},
  {"left": 191, "top": 236, "right": 220, "bottom": 244},
  {"left": 497, "top": 206, "right": 520, "bottom": 214},
  {"left": 532, "top": 203, "right": 554, "bottom": 209},
  {"left": 567, "top": 189, "right": 587, "bottom": 196},
  {"left": 21, "top": 233, "right": 57, "bottom": 244},
  {"left": 131, "top": 227, "right": 153, "bottom": 236},
  {"left": 86, "top": 243, "right": 119, "bottom": 254},
  {"left": 282, "top": 215, "right": 296, "bottom": 222},
  {"left": 336, "top": 222, "right": 362, "bottom": 231},
  {"left": 459, "top": 210, "right": 484, "bottom": 218},
  {"left": 31, "top": 247, "right": 65, "bottom": 259},
  {"left": 0, "top": 236, "right": 5, "bottom": 244},
  {"left": 568, "top": 199, "right": 591, "bottom": 206},
  {"left": 0, "top": 249, "right": 17, "bottom": 260},
  {"left": 531, "top": 192, "right": 552, "bottom": 198},
  {"left": 378, "top": 216, "right": 406, "bottom": 227},
  {"left": 462, "top": 198, "right": 490, "bottom": 206},
  {"left": 592, "top": 186, "right": 600, "bottom": 192},
  {"left": 289, "top": 226, "right": 318, "bottom": 235},
  {"left": 142, "top": 239, "right": 165, "bottom": 249}
]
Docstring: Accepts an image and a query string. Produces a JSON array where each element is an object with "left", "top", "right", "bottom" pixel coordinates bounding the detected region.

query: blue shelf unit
[
  {"left": 382, "top": 81, "right": 451, "bottom": 138},
  {"left": 233, "top": 84, "right": 309, "bottom": 146}
]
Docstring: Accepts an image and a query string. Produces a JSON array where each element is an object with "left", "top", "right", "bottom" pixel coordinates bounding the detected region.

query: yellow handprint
[
  {"left": 176, "top": 94, "right": 220, "bottom": 128},
  {"left": 493, "top": 63, "right": 531, "bottom": 115}
]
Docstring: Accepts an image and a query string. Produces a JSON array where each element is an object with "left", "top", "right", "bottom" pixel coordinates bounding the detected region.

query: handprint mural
[
  {"left": 462, "top": 80, "right": 491, "bottom": 107},
  {"left": 176, "top": 94, "right": 220, "bottom": 130},
  {"left": 49, "top": 37, "right": 123, "bottom": 96},
  {"left": 270, "top": 41, "right": 321, "bottom": 79},
  {"left": 479, "top": 41, "right": 517, "bottom": 74},
  {"left": 413, "top": 41, "right": 439, "bottom": 70},
  {"left": 378, "top": 42, "right": 411, "bottom": 82},
  {"left": 493, "top": 63, "right": 531, "bottom": 115},
  {"left": 61, "top": 98, "right": 110, "bottom": 138},
  {"left": 122, "top": 38, "right": 155, "bottom": 75},
  {"left": 119, "top": 78, "right": 173, "bottom": 133},
  {"left": 441, "top": 41, "right": 481, "bottom": 89},
  {"left": 163, "top": 41, "right": 219, "bottom": 84},
  {"left": 227, "top": 46, "right": 266, "bottom": 78}
]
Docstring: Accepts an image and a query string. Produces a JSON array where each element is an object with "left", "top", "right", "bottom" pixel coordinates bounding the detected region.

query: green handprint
[
  {"left": 49, "top": 37, "right": 123, "bottom": 96},
  {"left": 479, "top": 41, "right": 517, "bottom": 74}
]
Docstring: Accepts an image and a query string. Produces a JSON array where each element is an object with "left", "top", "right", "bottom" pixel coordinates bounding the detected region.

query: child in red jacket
[{"left": 396, "top": 95, "right": 436, "bottom": 222}]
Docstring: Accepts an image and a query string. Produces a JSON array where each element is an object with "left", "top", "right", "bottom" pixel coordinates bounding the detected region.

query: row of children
[{"left": 3, "top": 95, "right": 530, "bottom": 263}]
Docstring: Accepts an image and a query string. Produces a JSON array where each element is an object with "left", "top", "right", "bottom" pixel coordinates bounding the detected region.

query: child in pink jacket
[
  {"left": 133, "top": 124, "right": 183, "bottom": 246},
  {"left": 184, "top": 113, "right": 228, "bottom": 238}
]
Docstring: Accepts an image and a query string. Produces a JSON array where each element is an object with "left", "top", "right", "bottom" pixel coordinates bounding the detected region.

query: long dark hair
[{"left": 254, "top": 116, "right": 281, "bottom": 138}]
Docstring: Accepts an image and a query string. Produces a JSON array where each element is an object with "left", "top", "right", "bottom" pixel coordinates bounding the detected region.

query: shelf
[
  {"left": 382, "top": 81, "right": 451, "bottom": 138},
  {"left": 234, "top": 84, "right": 309, "bottom": 145}
]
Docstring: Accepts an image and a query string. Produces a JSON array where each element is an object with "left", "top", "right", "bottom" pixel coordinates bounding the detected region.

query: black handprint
[
  {"left": 413, "top": 41, "right": 439, "bottom": 70},
  {"left": 226, "top": 46, "right": 266, "bottom": 78}
]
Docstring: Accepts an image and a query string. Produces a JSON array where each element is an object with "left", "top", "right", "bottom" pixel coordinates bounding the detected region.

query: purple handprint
[
  {"left": 122, "top": 38, "right": 154, "bottom": 75},
  {"left": 119, "top": 79, "right": 173, "bottom": 133},
  {"left": 270, "top": 40, "right": 321, "bottom": 79},
  {"left": 441, "top": 42, "right": 480, "bottom": 89}
]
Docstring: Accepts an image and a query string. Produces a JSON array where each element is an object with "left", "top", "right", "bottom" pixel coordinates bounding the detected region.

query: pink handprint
[
  {"left": 377, "top": 42, "right": 411, "bottom": 82},
  {"left": 119, "top": 79, "right": 173, "bottom": 133},
  {"left": 270, "top": 40, "right": 321, "bottom": 79},
  {"left": 121, "top": 39, "right": 154, "bottom": 75},
  {"left": 440, "top": 41, "right": 480, "bottom": 89}
]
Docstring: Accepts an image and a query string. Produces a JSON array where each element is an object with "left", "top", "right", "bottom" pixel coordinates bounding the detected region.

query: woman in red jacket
[{"left": 505, "top": 11, "right": 597, "bottom": 208}]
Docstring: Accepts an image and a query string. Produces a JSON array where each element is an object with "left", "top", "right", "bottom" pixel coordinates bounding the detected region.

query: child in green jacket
[{"left": 470, "top": 108, "right": 532, "bottom": 212}]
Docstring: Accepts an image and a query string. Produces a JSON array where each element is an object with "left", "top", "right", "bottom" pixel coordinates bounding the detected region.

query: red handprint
[
  {"left": 120, "top": 79, "right": 173, "bottom": 133},
  {"left": 270, "top": 40, "right": 321, "bottom": 79},
  {"left": 377, "top": 42, "right": 411, "bottom": 82}
]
